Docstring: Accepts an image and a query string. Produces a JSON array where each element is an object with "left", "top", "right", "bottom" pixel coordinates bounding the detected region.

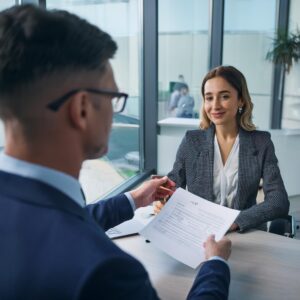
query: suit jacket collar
[
  {"left": 205, "top": 124, "right": 215, "bottom": 150},
  {"left": 0, "top": 171, "right": 91, "bottom": 223},
  {"left": 239, "top": 127, "right": 256, "bottom": 154},
  {"left": 0, "top": 152, "right": 85, "bottom": 208}
]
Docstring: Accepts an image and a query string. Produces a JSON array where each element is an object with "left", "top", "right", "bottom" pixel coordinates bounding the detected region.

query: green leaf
[{"left": 266, "top": 29, "right": 300, "bottom": 73}]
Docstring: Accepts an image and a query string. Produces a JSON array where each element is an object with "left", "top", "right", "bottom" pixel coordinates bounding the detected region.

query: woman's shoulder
[
  {"left": 246, "top": 129, "right": 271, "bottom": 140},
  {"left": 242, "top": 129, "right": 272, "bottom": 149},
  {"left": 180, "top": 128, "right": 213, "bottom": 150},
  {"left": 185, "top": 128, "right": 209, "bottom": 140}
]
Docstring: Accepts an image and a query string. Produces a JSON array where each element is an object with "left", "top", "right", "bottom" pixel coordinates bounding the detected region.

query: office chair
[{"left": 268, "top": 215, "right": 295, "bottom": 238}]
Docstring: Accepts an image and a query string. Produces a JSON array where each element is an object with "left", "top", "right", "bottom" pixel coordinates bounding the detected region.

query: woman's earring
[{"left": 238, "top": 107, "right": 243, "bottom": 114}]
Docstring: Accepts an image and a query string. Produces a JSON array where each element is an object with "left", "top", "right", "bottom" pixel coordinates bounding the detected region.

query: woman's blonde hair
[{"left": 200, "top": 65, "right": 256, "bottom": 131}]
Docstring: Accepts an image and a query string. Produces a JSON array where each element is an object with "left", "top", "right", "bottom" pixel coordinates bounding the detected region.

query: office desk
[{"left": 115, "top": 230, "right": 300, "bottom": 300}]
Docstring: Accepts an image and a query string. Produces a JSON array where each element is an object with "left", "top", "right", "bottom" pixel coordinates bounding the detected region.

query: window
[
  {"left": 0, "top": 0, "right": 17, "bottom": 10},
  {"left": 158, "top": 0, "right": 210, "bottom": 121},
  {"left": 282, "top": 0, "right": 300, "bottom": 129},
  {"left": 47, "top": 0, "right": 142, "bottom": 202},
  {"left": 223, "top": 0, "right": 277, "bottom": 129}
]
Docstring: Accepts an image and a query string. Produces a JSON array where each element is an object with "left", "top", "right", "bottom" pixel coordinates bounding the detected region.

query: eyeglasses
[{"left": 46, "top": 88, "right": 128, "bottom": 113}]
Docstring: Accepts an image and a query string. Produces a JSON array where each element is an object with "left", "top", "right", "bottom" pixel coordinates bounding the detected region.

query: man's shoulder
[
  {"left": 0, "top": 186, "right": 146, "bottom": 298},
  {"left": 0, "top": 171, "right": 122, "bottom": 258}
]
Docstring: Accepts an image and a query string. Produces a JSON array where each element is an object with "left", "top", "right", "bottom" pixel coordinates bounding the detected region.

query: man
[
  {"left": 0, "top": 5, "right": 231, "bottom": 300},
  {"left": 168, "top": 74, "right": 189, "bottom": 113},
  {"left": 176, "top": 86, "right": 195, "bottom": 118}
]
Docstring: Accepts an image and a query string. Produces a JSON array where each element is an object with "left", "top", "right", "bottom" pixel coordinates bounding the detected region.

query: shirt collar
[{"left": 0, "top": 152, "right": 85, "bottom": 207}]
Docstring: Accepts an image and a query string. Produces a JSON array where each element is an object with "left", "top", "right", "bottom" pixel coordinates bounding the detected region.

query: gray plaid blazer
[{"left": 168, "top": 125, "right": 289, "bottom": 232}]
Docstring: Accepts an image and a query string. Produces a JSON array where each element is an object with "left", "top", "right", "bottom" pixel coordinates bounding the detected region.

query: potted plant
[
  {"left": 266, "top": 30, "right": 300, "bottom": 105},
  {"left": 266, "top": 29, "right": 300, "bottom": 73}
]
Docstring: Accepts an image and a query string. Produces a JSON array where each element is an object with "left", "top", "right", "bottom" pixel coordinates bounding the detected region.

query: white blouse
[{"left": 213, "top": 134, "right": 239, "bottom": 208}]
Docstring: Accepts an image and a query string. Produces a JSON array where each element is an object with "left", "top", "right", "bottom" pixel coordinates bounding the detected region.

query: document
[
  {"left": 106, "top": 218, "right": 144, "bottom": 239},
  {"left": 106, "top": 206, "right": 154, "bottom": 239},
  {"left": 140, "top": 188, "right": 240, "bottom": 268}
]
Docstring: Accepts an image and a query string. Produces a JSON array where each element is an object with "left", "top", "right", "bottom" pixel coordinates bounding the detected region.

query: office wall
[{"left": 223, "top": 33, "right": 274, "bottom": 129}]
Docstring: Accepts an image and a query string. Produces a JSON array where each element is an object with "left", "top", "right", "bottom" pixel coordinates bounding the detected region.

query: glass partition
[
  {"left": 0, "top": 0, "right": 17, "bottom": 10},
  {"left": 158, "top": 0, "right": 210, "bottom": 121},
  {"left": 47, "top": 0, "right": 142, "bottom": 202},
  {"left": 223, "top": 0, "right": 277, "bottom": 129}
]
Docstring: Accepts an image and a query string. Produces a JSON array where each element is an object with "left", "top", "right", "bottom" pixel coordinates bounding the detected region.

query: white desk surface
[{"left": 115, "top": 230, "right": 300, "bottom": 300}]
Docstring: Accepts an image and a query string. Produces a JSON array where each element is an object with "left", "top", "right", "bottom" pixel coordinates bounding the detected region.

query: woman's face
[{"left": 203, "top": 76, "right": 243, "bottom": 128}]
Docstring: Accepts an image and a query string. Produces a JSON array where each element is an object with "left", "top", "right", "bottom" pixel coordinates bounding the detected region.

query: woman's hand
[
  {"left": 229, "top": 223, "right": 239, "bottom": 232},
  {"left": 151, "top": 176, "right": 176, "bottom": 214},
  {"left": 153, "top": 200, "right": 166, "bottom": 214}
]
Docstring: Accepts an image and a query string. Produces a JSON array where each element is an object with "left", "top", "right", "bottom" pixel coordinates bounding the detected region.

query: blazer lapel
[
  {"left": 206, "top": 125, "right": 215, "bottom": 201},
  {"left": 187, "top": 126, "right": 214, "bottom": 201},
  {"left": 235, "top": 128, "right": 258, "bottom": 209}
]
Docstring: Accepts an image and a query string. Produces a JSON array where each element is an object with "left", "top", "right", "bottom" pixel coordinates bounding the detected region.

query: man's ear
[{"left": 68, "top": 92, "right": 90, "bottom": 130}]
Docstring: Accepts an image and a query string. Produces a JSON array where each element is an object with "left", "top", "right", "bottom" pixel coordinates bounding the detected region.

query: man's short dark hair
[{"left": 0, "top": 4, "right": 117, "bottom": 118}]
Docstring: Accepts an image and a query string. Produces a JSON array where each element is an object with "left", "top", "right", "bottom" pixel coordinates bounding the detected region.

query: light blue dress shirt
[
  {"left": 0, "top": 152, "right": 136, "bottom": 210},
  {"left": 0, "top": 152, "right": 85, "bottom": 207}
]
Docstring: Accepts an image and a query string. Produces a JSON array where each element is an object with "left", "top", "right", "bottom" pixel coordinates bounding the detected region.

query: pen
[{"left": 151, "top": 175, "right": 173, "bottom": 203}]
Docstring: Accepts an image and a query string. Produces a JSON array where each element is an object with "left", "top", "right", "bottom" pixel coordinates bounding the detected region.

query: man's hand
[
  {"left": 130, "top": 176, "right": 176, "bottom": 209},
  {"left": 204, "top": 235, "right": 232, "bottom": 261}
]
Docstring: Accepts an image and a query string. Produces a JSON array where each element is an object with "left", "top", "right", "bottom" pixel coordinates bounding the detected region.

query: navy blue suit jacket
[{"left": 0, "top": 170, "right": 230, "bottom": 299}]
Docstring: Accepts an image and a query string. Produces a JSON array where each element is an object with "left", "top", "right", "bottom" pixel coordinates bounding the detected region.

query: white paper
[
  {"left": 106, "top": 206, "right": 155, "bottom": 239},
  {"left": 140, "top": 188, "right": 240, "bottom": 268}
]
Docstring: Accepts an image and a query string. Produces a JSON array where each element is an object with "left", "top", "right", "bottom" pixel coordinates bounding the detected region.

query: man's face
[
  {"left": 180, "top": 87, "right": 188, "bottom": 96},
  {"left": 85, "top": 63, "right": 117, "bottom": 159}
]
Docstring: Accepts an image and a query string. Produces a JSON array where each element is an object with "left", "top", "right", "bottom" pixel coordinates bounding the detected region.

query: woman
[{"left": 155, "top": 66, "right": 289, "bottom": 232}]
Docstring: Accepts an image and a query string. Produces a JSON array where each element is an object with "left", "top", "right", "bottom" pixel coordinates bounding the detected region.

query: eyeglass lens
[{"left": 112, "top": 96, "right": 125, "bottom": 113}]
